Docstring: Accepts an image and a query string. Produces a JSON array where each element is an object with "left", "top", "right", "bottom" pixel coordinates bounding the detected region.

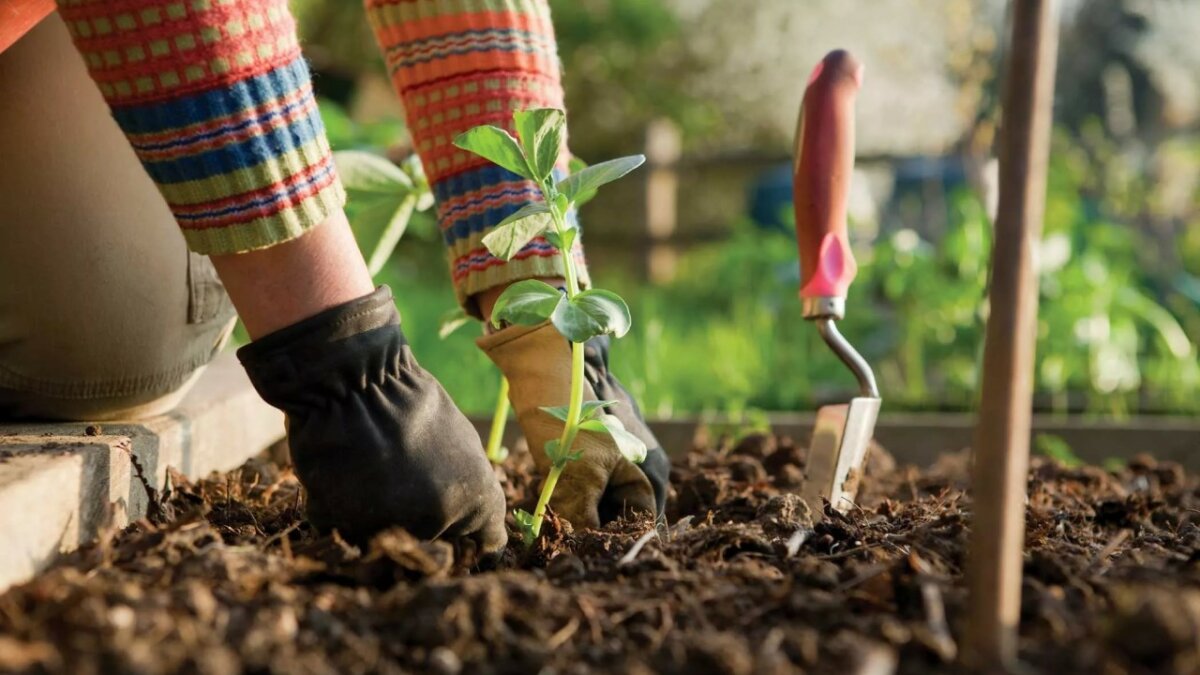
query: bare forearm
[{"left": 210, "top": 211, "right": 374, "bottom": 339}]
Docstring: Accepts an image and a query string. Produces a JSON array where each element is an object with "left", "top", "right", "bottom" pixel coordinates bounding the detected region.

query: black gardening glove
[
  {"left": 238, "top": 286, "right": 507, "bottom": 554},
  {"left": 583, "top": 335, "right": 671, "bottom": 521}
]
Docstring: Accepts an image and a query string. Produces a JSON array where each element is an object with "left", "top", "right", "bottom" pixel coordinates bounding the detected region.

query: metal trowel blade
[{"left": 800, "top": 397, "right": 882, "bottom": 518}]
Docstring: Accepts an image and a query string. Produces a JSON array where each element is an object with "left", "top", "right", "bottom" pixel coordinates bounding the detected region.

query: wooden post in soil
[
  {"left": 644, "top": 118, "right": 682, "bottom": 284},
  {"left": 964, "top": 0, "right": 1060, "bottom": 669}
]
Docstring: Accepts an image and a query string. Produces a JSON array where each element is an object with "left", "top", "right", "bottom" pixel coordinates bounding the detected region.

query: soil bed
[{"left": 2, "top": 432, "right": 1199, "bottom": 674}]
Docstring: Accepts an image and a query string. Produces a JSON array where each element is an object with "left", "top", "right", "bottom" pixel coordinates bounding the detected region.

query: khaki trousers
[{"left": 0, "top": 15, "right": 236, "bottom": 421}]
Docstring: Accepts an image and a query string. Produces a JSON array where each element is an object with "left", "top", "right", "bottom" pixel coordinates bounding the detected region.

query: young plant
[
  {"left": 333, "top": 151, "right": 435, "bottom": 276},
  {"left": 440, "top": 307, "right": 511, "bottom": 464},
  {"left": 454, "top": 109, "right": 648, "bottom": 542}
]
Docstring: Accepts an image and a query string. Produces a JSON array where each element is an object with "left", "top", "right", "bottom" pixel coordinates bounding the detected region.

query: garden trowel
[{"left": 792, "top": 50, "right": 881, "bottom": 517}]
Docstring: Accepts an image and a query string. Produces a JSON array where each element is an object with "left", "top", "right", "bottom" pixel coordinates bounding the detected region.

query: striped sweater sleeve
[
  {"left": 364, "top": 0, "right": 589, "bottom": 312},
  {"left": 55, "top": 0, "right": 345, "bottom": 255}
]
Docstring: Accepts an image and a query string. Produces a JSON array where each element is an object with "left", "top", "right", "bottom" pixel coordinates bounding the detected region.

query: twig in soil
[
  {"left": 817, "top": 543, "right": 877, "bottom": 561},
  {"left": 574, "top": 596, "right": 604, "bottom": 644},
  {"left": 545, "top": 616, "right": 580, "bottom": 650},
  {"left": 785, "top": 528, "right": 811, "bottom": 558},
  {"left": 650, "top": 601, "right": 674, "bottom": 652},
  {"left": 910, "top": 552, "right": 958, "bottom": 662},
  {"left": 261, "top": 521, "right": 303, "bottom": 552},
  {"left": 619, "top": 529, "right": 658, "bottom": 565},
  {"left": 670, "top": 515, "right": 694, "bottom": 538},
  {"left": 1087, "top": 529, "right": 1131, "bottom": 574},
  {"left": 836, "top": 564, "right": 890, "bottom": 591}
]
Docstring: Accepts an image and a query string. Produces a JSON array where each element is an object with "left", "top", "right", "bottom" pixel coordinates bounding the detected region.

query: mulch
[{"left": 2, "top": 430, "right": 1198, "bottom": 674}]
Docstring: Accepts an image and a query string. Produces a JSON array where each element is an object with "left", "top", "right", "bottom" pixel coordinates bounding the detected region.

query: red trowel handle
[{"left": 794, "top": 50, "right": 863, "bottom": 318}]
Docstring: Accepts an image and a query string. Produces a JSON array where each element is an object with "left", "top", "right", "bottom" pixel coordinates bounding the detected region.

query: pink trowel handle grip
[{"left": 793, "top": 50, "right": 863, "bottom": 307}]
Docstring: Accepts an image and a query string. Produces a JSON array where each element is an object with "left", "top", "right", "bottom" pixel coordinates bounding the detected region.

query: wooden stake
[{"left": 964, "top": 0, "right": 1060, "bottom": 668}]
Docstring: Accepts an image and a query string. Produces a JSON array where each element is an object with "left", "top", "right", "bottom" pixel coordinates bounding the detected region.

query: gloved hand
[
  {"left": 478, "top": 323, "right": 670, "bottom": 529},
  {"left": 238, "top": 286, "right": 507, "bottom": 555},
  {"left": 583, "top": 334, "right": 671, "bottom": 517}
]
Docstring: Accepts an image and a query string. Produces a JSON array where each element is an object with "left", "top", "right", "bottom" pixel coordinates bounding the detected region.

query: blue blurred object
[{"left": 748, "top": 163, "right": 796, "bottom": 234}]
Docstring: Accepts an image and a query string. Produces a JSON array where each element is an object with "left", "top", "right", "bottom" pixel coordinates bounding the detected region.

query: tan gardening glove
[{"left": 478, "top": 322, "right": 657, "bottom": 530}]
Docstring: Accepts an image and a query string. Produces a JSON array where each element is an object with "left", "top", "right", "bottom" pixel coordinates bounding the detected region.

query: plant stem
[
  {"left": 526, "top": 185, "right": 586, "bottom": 539},
  {"left": 366, "top": 194, "right": 416, "bottom": 277},
  {"left": 485, "top": 376, "right": 510, "bottom": 463},
  {"left": 530, "top": 463, "right": 565, "bottom": 536},
  {"left": 548, "top": 200, "right": 579, "bottom": 300},
  {"left": 544, "top": 192, "right": 586, "bottom": 460}
]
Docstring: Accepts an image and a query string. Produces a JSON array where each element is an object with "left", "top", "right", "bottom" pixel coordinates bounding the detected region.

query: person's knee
[{"left": 0, "top": 15, "right": 237, "bottom": 421}]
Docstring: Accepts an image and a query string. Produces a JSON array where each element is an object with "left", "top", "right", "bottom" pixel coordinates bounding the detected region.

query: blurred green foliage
[
  {"left": 366, "top": 126, "right": 1198, "bottom": 418},
  {"left": 292, "top": 4, "right": 1198, "bottom": 419},
  {"left": 547, "top": 0, "right": 715, "bottom": 158}
]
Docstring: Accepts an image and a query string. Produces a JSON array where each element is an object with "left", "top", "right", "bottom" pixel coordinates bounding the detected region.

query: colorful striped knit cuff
[
  {"left": 58, "top": 0, "right": 344, "bottom": 255},
  {"left": 365, "top": 0, "right": 587, "bottom": 311},
  {"left": 440, "top": 163, "right": 589, "bottom": 313}
]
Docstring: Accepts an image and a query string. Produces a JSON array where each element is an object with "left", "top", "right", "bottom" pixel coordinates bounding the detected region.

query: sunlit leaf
[
  {"left": 550, "top": 289, "right": 632, "bottom": 342},
  {"left": 557, "top": 155, "right": 645, "bottom": 203},
  {"left": 544, "top": 227, "right": 577, "bottom": 253},
  {"left": 513, "top": 508, "right": 537, "bottom": 543},
  {"left": 480, "top": 204, "right": 554, "bottom": 260},
  {"left": 580, "top": 399, "right": 618, "bottom": 420},
  {"left": 453, "top": 126, "right": 532, "bottom": 179},
  {"left": 580, "top": 414, "right": 647, "bottom": 464},
  {"left": 539, "top": 400, "right": 618, "bottom": 423},
  {"left": 491, "top": 280, "right": 564, "bottom": 328},
  {"left": 399, "top": 154, "right": 436, "bottom": 212},
  {"left": 334, "top": 150, "right": 413, "bottom": 197},
  {"left": 514, "top": 108, "right": 565, "bottom": 182},
  {"left": 438, "top": 307, "right": 472, "bottom": 339},
  {"left": 565, "top": 156, "right": 599, "bottom": 206}
]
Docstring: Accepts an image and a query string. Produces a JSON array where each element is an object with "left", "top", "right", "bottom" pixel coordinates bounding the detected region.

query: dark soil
[{"left": 2, "top": 431, "right": 1200, "bottom": 675}]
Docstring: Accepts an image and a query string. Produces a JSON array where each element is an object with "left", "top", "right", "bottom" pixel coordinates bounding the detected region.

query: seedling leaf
[
  {"left": 481, "top": 204, "right": 554, "bottom": 260},
  {"left": 565, "top": 157, "right": 599, "bottom": 206},
  {"left": 438, "top": 307, "right": 471, "bottom": 339},
  {"left": 491, "top": 279, "right": 564, "bottom": 328},
  {"left": 557, "top": 155, "right": 645, "bottom": 203},
  {"left": 539, "top": 400, "right": 618, "bottom": 423},
  {"left": 582, "top": 400, "right": 617, "bottom": 419},
  {"left": 550, "top": 299, "right": 603, "bottom": 343},
  {"left": 514, "top": 108, "right": 565, "bottom": 182},
  {"left": 346, "top": 195, "right": 417, "bottom": 277},
  {"left": 334, "top": 150, "right": 413, "bottom": 197},
  {"left": 551, "top": 289, "right": 632, "bottom": 341},
  {"left": 513, "top": 508, "right": 537, "bottom": 543},
  {"left": 544, "top": 227, "right": 577, "bottom": 253},
  {"left": 584, "top": 414, "right": 648, "bottom": 464},
  {"left": 399, "top": 155, "right": 435, "bottom": 211},
  {"left": 453, "top": 126, "right": 532, "bottom": 179},
  {"left": 540, "top": 406, "right": 570, "bottom": 422}
]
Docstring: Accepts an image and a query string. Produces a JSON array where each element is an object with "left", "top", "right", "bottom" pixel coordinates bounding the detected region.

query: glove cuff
[
  {"left": 237, "top": 285, "right": 403, "bottom": 406},
  {"left": 476, "top": 322, "right": 575, "bottom": 418}
]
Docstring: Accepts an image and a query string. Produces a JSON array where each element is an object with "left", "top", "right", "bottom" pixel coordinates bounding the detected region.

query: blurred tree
[
  {"left": 549, "top": 0, "right": 714, "bottom": 160},
  {"left": 1058, "top": 0, "right": 1200, "bottom": 143}
]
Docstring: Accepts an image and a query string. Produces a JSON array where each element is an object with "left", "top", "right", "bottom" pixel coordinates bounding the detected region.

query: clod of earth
[{"left": 1, "top": 437, "right": 1199, "bottom": 674}]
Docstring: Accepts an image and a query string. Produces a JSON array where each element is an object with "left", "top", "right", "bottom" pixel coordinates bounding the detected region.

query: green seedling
[
  {"left": 454, "top": 108, "right": 648, "bottom": 542},
  {"left": 1035, "top": 433, "right": 1082, "bottom": 468},
  {"left": 439, "top": 307, "right": 511, "bottom": 464},
  {"left": 485, "top": 376, "right": 512, "bottom": 464},
  {"left": 333, "top": 150, "right": 435, "bottom": 276}
]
